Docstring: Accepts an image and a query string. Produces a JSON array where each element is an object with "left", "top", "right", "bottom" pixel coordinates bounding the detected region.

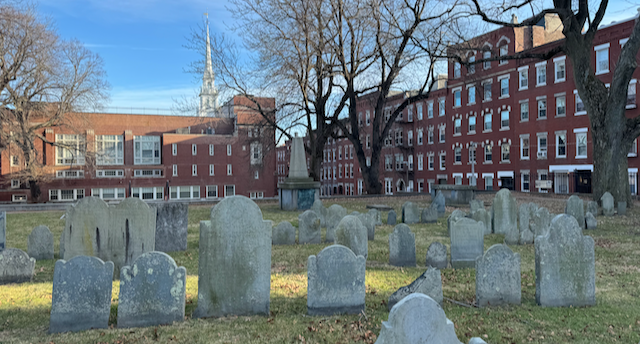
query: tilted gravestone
[
  {"left": 518, "top": 204, "right": 534, "bottom": 245},
  {"left": 469, "top": 199, "right": 485, "bottom": 214},
  {"left": 472, "top": 208, "right": 492, "bottom": 235},
  {"left": 531, "top": 207, "right": 553, "bottom": 238},
  {"left": 118, "top": 251, "right": 186, "bottom": 328},
  {"left": 389, "top": 224, "right": 416, "bottom": 267},
  {"left": 585, "top": 212, "right": 597, "bottom": 230},
  {"left": 0, "top": 248, "right": 35, "bottom": 284},
  {"left": 450, "top": 218, "right": 484, "bottom": 269},
  {"left": 402, "top": 201, "right": 420, "bottom": 224},
  {"left": 476, "top": 244, "right": 521, "bottom": 307},
  {"left": 299, "top": 210, "right": 322, "bottom": 244},
  {"left": 601, "top": 192, "right": 614, "bottom": 216},
  {"left": 492, "top": 189, "right": 518, "bottom": 244},
  {"left": 535, "top": 214, "right": 595, "bottom": 307},
  {"left": 425, "top": 242, "right": 448, "bottom": 269},
  {"left": 376, "top": 293, "right": 462, "bottom": 344},
  {"left": 368, "top": 209, "right": 383, "bottom": 226},
  {"left": 0, "top": 211, "right": 5, "bottom": 252},
  {"left": 587, "top": 201, "right": 598, "bottom": 217},
  {"left": 28, "top": 225, "right": 54, "bottom": 260},
  {"left": 311, "top": 199, "right": 327, "bottom": 227},
  {"left": 356, "top": 212, "right": 376, "bottom": 241},
  {"left": 307, "top": 244, "right": 366, "bottom": 316},
  {"left": 272, "top": 221, "right": 296, "bottom": 245},
  {"left": 388, "top": 267, "right": 442, "bottom": 309},
  {"left": 618, "top": 202, "right": 627, "bottom": 216},
  {"left": 334, "top": 215, "right": 368, "bottom": 260},
  {"left": 421, "top": 207, "right": 438, "bottom": 223},
  {"left": 433, "top": 190, "right": 446, "bottom": 215},
  {"left": 387, "top": 210, "right": 397, "bottom": 225},
  {"left": 49, "top": 256, "right": 114, "bottom": 333},
  {"left": 194, "top": 196, "right": 271, "bottom": 318},
  {"left": 565, "top": 195, "right": 586, "bottom": 229},
  {"left": 325, "top": 204, "right": 347, "bottom": 242},
  {"left": 150, "top": 202, "right": 188, "bottom": 252}
]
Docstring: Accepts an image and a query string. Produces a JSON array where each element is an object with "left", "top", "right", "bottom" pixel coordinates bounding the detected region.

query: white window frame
[
  {"left": 537, "top": 96, "right": 547, "bottom": 119},
  {"left": 227, "top": 144, "right": 232, "bottom": 156},
  {"left": 594, "top": 43, "right": 610, "bottom": 75},
  {"left": 56, "top": 134, "right": 86, "bottom": 166},
  {"left": 556, "top": 131, "right": 567, "bottom": 158},
  {"left": 133, "top": 135, "right": 161, "bottom": 165},
  {"left": 554, "top": 56, "right": 566, "bottom": 83},
  {"left": 520, "top": 135, "right": 530, "bottom": 160},
  {"left": 535, "top": 61, "right": 547, "bottom": 87},
  {"left": 500, "top": 110, "right": 509, "bottom": 130},
  {"left": 520, "top": 100, "right": 529, "bottom": 121},
  {"left": 468, "top": 115, "right": 476, "bottom": 134},
  {"left": 438, "top": 98, "right": 445, "bottom": 116},
  {"left": 518, "top": 66, "right": 528, "bottom": 90},
  {"left": 224, "top": 185, "right": 235, "bottom": 197},
  {"left": 498, "top": 74, "right": 510, "bottom": 98},
  {"left": 95, "top": 135, "right": 124, "bottom": 165},
  {"left": 439, "top": 153, "right": 446, "bottom": 170},
  {"left": 468, "top": 85, "right": 476, "bottom": 105},
  {"left": 537, "top": 133, "right": 548, "bottom": 159},
  {"left": 574, "top": 128, "right": 588, "bottom": 159},
  {"left": 555, "top": 94, "right": 566, "bottom": 117},
  {"left": 206, "top": 185, "right": 218, "bottom": 198},
  {"left": 484, "top": 113, "right": 492, "bottom": 132},
  {"left": 453, "top": 87, "right": 462, "bottom": 108},
  {"left": 192, "top": 164, "right": 197, "bottom": 176},
  {"left": 172, "top": 164, "right": 178, "bottom": 176},
  {"left": 227, "top": 164, "right": 232, "bottom": 175},
  {"left": 192, "top": 144, "right": 197, "bottom": 155}
]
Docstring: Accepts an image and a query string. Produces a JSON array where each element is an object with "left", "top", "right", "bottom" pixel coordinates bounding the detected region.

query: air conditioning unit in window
[{"left": 537, "top": 151, "right": 547, "bottom": 158}]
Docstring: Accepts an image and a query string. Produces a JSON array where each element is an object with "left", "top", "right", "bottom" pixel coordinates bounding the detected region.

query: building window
[
  {"left": 417, "top": 154, "right": 424, "bottom": 171},
  {"left": 169, "top": 186, "right": 200, "bottom": 200},
  {"left": 521, "top": 136, "right": 529, "bottom": 159},
  {"left": 209, "top": 164, "right": 215, "bottom": 176},
  {"left": 134, "top": 169, "right": 162, "bottom": 177},
  {"left": 439, "top": 126, "right": 445, "bottom": 143},
  {"left": 468, "top": 54, "right": 476, "bottom": 74},
  {"left": 227, "top": 144, "right": 232, "bottom": 156},
  {"left": 133, "top": 136, "right": 161, "bottom": 165},
  {"left": 499, "top": 76, "right": 509, "bottom": 97},
  {"left": 428, "top": 155, "right": 434, "bottom": 170},
  {"left": 468, "top": 85, "right": 476, "bottom": 104},
  {"left": 454, "top": 174, "right": 462, "bottom": 185},
  {"left": 484, "top": 145, "right": 492, "bottom": 162},
  {"left": 483, "top": 50, "right": 491, "bottom": 69},
  {"left": 554, "top": 56, "right": 566, "bottom": 82},
  {"left": 556, "top": 95, "right": 566, "bottom": 117},
  {"left": 454, "top": 62, "right": 461, "bottom": 78},
  {"left": 56, "top": 134, "right": 86, "bottom": 165},
  {"left": 521, "top": 172, "right": 530, "bottom": 192},
  {"left": 366, "top": 135, "right": 371, "bottom": 149},
  {"left": 484, "top": 176, "right": 493, "bottom": 190},
  {"left": 365, "top": 110, "right": 371, "bottom": 125},
  {"left": 576, "top": 131, "right": 588, "bottom": 158},
  {"left": 408, "top": 106, "right": 413, "bottom": 122},
  {"left": 501, "top": 143, "right": 510, "bottom": 162},
  {"left": 11, "top": 179, "right": 19, "bottom": 188},
  {"left": 538, "top": 134, "right": 548, "bottom": 159},
  {"left": 416, "top": 103, "right": 423, "bottom": 120},
  {"left": 454, "top": 88, "right": 461, "bottom": 107},
  {"left": 483, "top": 81, "right": 492, "bottom": 101},
  {"left": 339, "top": 164, "right": 343, "bottom": 178},
  {"left": 91, "top": 188, "right": 126, "bottom": 200},
  {"left": 536, "top": 62, "right": 546, "bottom": 86},
  {"left": 96, "top": 169, "right": 124, "bottom": 178},
  {"left": 172, "top": 143, "right": 177, "bottom": 156},
  {"left": 500, "top": 111, "right": 509, "bottom": 129},
  {"left": 454, "top": 118, "right": 461, "bottom": 135},
  {"left": 395, "top": 154, "right": 403, "bottom": 170},
  {"left": 395, "top": 130, "right": 403, "bottom": 146},
  {"left": 227, "top": 164, "right": 232, "bottom": 175},
  {"left": 192, "top": 164, "right": 197, "bottom": 176},
  {"left": 630, "top": 172, "right": 638, "bottom": 195},
  {"left": 537, "top": 98, "right": 547, "bottom": 119},
  {"left": 556, "top": 133, "right": 566, "bottom": 158},
  {"left": 385, "top": 155, "right": 393, "bottom": 171},
  {"left": 417, "top": 129, "right": 423, "bottom": 145},
  {"left": 254, "top": 170, "right": 259, "bottom": 180},
  {"left": 56, "top": 170, "right": 84, "bottom": 179},
  {"left": 209, "top": 144, "right": 214, "bottom": 156},
  {"left": 224, "top": 185, "right": 235, "bottom": 197},
  {"left": 250, "top": 142, "right": 262, "bottom": 164},
  {"left": 49, "top": 189, "right": 85, "bottom": 201},
  {"left": 520, "top": 101, "right": 529, "bottom": 121},
  {"left": 454, "top": 147, "right": 462, "bottom": 163},
  {"left": 172, "top": 164, "right": 178, "bottom": 176},
  {"left": 595, "top": 43, "right": 609, "bottom": 75},
  {"left": 428, "top": 128, "right": 434, "bottom": 144},
  {"left": 439, "top": 153, "right": 446, "bottom": 170},
  {"left": 628, "top": 80, "right": 637, "bottom": 108},
  {"left": 629, "top": 138, "right": 638, "bottom": 157},
  {"left": 250, "top": 191, "right": 264, "bottom": 199},
  {"left": 518, "top": 67, "right": 528, "bottom": 90},
  {"left": 206, "top": 185, "right": 218, "bottom": 198},
  {"left": 96, "top": 135, "right": 124, "bottom": 165},
  {"left": 439, "top": 98, "right": 445, "bottom": 116},
  {"left": 10, "top": 155, "right": 19, "bottom": 166},
  {"left": 407, "top": 130, "right": 413, "bottom": 146},
  {"left": 499, "top": 44, "right": 508, "bottom": 64},
  {"left": 484, "top": 114, "right": 492, "bottom": 131},
  {"left": 469, "top": 115, "right": 476, "bottom": 133},
  {"left": 427, "top": 101, "right": 434, "bottom": 118},
  {"left": 192, "top": 144, "right": 197, "bottom": 155}
]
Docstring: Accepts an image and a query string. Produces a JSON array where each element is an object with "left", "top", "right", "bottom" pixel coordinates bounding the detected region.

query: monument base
[{"left": 278, "top": 178, "right": 320, "bottom": 210}]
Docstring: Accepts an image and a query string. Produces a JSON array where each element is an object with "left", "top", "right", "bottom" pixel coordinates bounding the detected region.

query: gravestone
[
  {"left": 476, "top": 244, "right": 521, "bottom": 307},
  {"left": 535, "top": 214, "right": 595, "bottom": 307},
  {"left": 389, "top": 224, "right": 416, "bottom": 267},
  {"left": 469, "top": 200, "right": 485, "bottom": 214},
  {"left": 194, "top": 196, "right": 271, "bottom": 318},
  {"left": 118, "top": 251, "right": 186, "bottom": 328},
  {"left": 421, "top": 207, "right": 438, "bottom": 223},
  {"left": 307, "top": 245, "right": 366, "bottom": 316},
  {"left": 325, "top": 204, "right": 347, "bottom": 242},
  {"left": 334, "top": 215, "right": 368, "bottom": 259},
  {"left": 369, "top": 209, "right": 383, "bottom": 226},
  {"left": 402, "top": 201, "right": 420, "bottom": 224},
  {"left": 356, "top": 213, "right": 376, "bottom": 241},
  {"left": 49, "top": 256, "right": 114, "bottom": 333},
  {"left": 433, "top": 190, "right": 446, "bottom": 215},
  {"left": 387, "top": 267, "right": 442, "bottom": 309},
  {"left": 492, "top": 189, "right": 518, "bottom": 243},
  {"left": 518, "top": 204, "right": 534, "bottom": 245},
  {"left": 447, "top": 209, "right": 467, "bottom": 236},
  {"left": 472, "top": 208, "right": 492, "bottom": 235},
  {"left": 585, "top": 212, "right": 597, "bottom": 230},
  {"left": 449, "top": 218, "right": 484, "bottom": 269},
  {"left": 376, "top": 293, "right": 462, "bottom": 344},
  {"left": 151, "top": 202, "right": 188, "bottom": 252},
  {"left": 587, "top": 201, "right": 598, "bottom": 217},
  {"left": 601, "top": 192, "right": 614, "bottom": 216},
  {"left": 387, "top": 210, "right": 397, "bottom": 225},
  {"left": 272, "top": 221, "right": 296, "bottom": 245},
  {"left": 0, "top": 248, "right": 35, "bottom": 284},
  {"left": 531, "top": 207, "right": 553, "bottom": 238},
  {"left": 28, "top": 225, "right": 54, "bottom": 260},
  {"left": 311, "top": 199, "right": 327, "bottom": 227},
  {"left": 565, "top": 195, "right": 586, "bottom": 229},
  {"left": 425, "top": 242, "right": 448, "bottom": 269},
  {"left": 299, "top": 210, "right": 322, "bottom": 244},
  {"left": 618, "top": 202, "right": 627, "bottom": 216},
  {"left": 59, "top": 231, "right": 65, "bottom": 258},
  {"left": 0, "top": 211, "right": 5, "bottom": 252}
]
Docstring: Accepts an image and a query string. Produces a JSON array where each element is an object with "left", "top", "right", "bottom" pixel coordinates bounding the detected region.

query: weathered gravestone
[
  {"left": 402, "top": 201, "right": 420, "bottom": 224},
  {"left": 389, "top": 224, "right": 416, "bottom": 267},
  {"left": 618, "top": 202, "right": 627, "bottom": 216},
  {"left": 387, "top": 267, "right": 442, "bottom": 309},
  {"left": 565, "top": 195, "right": 586, "bottom": 229},
  {"left": 0, "top": 248, "right": 35, "bottom": 284},
  {"left": 272, "top": 221, "right": 296, "bottom": 245},
  {"left": 299, "top": 210, "right": 321, "bottom": 244},
  {"left": 49, "top": 256, "right": 114, "bottom": 333},
  {"left": 311, "top": 199, "right": 327, "bottom": 227},
  {"left": 447, "top": 209, "right": 467, "bottom": 236},
  {"left": 356, "top": 212, "right": 376, "bottom": 241},
  {"left": 531, "top": 207, "right": 553, "bottom": 238},
  {"left": 194, "top": 196, "right": 271, "bottom": 318},
  {"left": 469, "top": 200, "right": 485, "bottom": 214},
  {"left": 492, "top": 189, "right": 518, "bottom": 244},
  {"left": 0, "top": 211, "right": 5, "bottom": 252},
  {"left": 587, "top": 201, "right": 598, "bottom": 217},
  {"left": 476, "top": 244, "right": 521, "bottom": 307},
  {"left": 150, "top": 202, "right": 188, "bottom": 252},
  {"left": 375, "top": 293, "right": 462, "bottom": 344},
  {"left": 334, "top": 215, "right": 368, "bottom": 259},
  {"left": 535, "top": 214, "right": 595, "bottom": 307},
  {"left": 585, "top": 212, "right": 597, "bottom": 230},
  {"left": 518, "top": 204, "right": 534, "bottom": 245},
  {"left": 601, "top": 192, "right": 615, "bottom": 216},
  {"left": 307, "top": 244, "right": 366, "bottom": 316},
  {"left": 426, "top": 242, "right": 448, "bottom": 269},
  {"left": 59, "top": 231, "right": 65, "bottom": 258},
  {"left": 450, "top": 218, "right": 484, "bottom": 269},
  {"left": 368, "top": 209, "right": 383, "bottom": 226},
  {"left": 28, "top": 225, "right": 54, "bottom": 260},
  {"left": 387, "top": 210, "right": 397, "bottom": 225},
  {"left": 421, "top": 206, "right": 438, "bottom": 223},
  {"left": 472, "top": 208, "right": 492, "bottom": 235},
  {"left": 325, "top": 204, "right": 347, "bottom": 242},
  {"left": 433, "top": 190, "right": 446, "bottom": 215},
  {"left": 118, "top": 251, "right": 186, "bottom": 328}
]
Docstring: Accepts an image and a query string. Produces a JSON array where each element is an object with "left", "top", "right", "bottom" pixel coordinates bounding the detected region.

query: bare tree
[{"left": 0, "top": 3, "right": 109, "bottom": 200}]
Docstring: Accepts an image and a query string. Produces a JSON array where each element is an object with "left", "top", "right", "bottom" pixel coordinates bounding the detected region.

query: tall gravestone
[
  {"left": 118, "top": 252, "right": 186, "bottom": 328},
  {"left": 311, "top": 199, "right": 327, "bottom": 227},
  {"left": 334, "top": 215, "right": 368, "bottom": 259},
  {"left": 565, "top": 195, "right": 586, "bottom": 229},
  {"left": 49, "top": 256, "right": 114, "bottom": 333},
  {"left": 28, "top": 225, "right": 54, "bottom": 260},
  {"left": 194, "top": 196, "right": 271, "bottom": 318},
  {"left": 369, "top": 209, "right": 383, "bottom": 226},
  {"left": 325, "top": 204, "right": 347, "bottom": 242},
  {"left": 476, "top": 244, "right": 521, "bottom": 307},
  {"left": 535, "top": 214, "right": 595, "bottom": 307},
  {"left": 0, "top": 248, "right": 35, "bottom": 284},
  {"left": 0, "top": 211, "right": 5, "bottom": 252},
  {"left": 531, "top": 207, "right": 553, "bottom": 238},
  {"left": 518, "top": 204, "right": 534, "bottom": 245},
  {"left": 472, "top": 208, "right": 492, "bottom": 235},
  {"left": 356, "top": 213, "right": 376, "bottom": 241},
  {"left": 492, "top": 189, "right": 518, "bottom": 244},
  {"left": 387, "top": 210, "right": 397, "bottom": 225},
  {"left": 278, "top": 135, "right": 320, "bottom": 210},
  {"left": 307, "top": 245, "right": 366, "bottom": 315},
  {"left": 389, "top": 224, "right": 416, "bottom": 267},
  {"left": 272, "top": 221, "right": 296, "bottom": 245},
  {"left": 402, "top": 202, "right": 420, "bottom": 224},
  {"left": 601, "top": 192, "right": 614, "bottom": 216},
  {"left": 387, "top": 267, "right": 442, "bottom": 309},
  {"left": 446, "top": 209, "right": 466, "bottom": 236},
  {"left": 433, "top": 190, "right": 446, "bottom": 215},
  {"left": 151, "top": 202, "right": 188, "bottom": 252},
  {"left": 425, "top": 242, "right": 448, "bottom": 269},
  {"left": 299, "top": 210, "right": 322, "bottom": 244},
  {"left": 450, "top": 218, "right": 484, "bottom": 269}
]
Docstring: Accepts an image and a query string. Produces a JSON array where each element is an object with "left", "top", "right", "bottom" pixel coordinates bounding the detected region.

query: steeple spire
[{"left": 199, "top": 12, "right": 218, "bottom": 117}]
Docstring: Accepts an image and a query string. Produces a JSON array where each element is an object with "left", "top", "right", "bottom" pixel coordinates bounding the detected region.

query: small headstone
[
  {"left": 476, "top": 244, "right": 521, "bottom": 307},
  {"left": 28, "top": 225, "right": 54, "bottom": 260},
  {"left": 368, "top": 209, "right": 382, "bottom": 226},
  {"left": 334, "top": 215, "right": 368, "bottom": 259},
  {"left": 518, "top": 204, "right": 534, "bottom": 245},
  {"left": 272, "top": 221, "right": 296, "bottom": 245},
  {"left": 307, "top": 245, "right": 366, "bottom": 315},
  {"left": 387, "top": 210, "right": 397, "bottom": 225},
  {"left": 356, "top": 213, "right": 376, "bottom": 241},
  {"left": 492, "top": 189, "right": 518, "bottom": 243},
  {"left": 298, "top": 210, "right": 322, "bottom": 244},
  {"left": 118, "top": 252, "right": 186, "bottom": 328},
  {"left": 618, "top": 202, "right": 627, "bottom": 215},
  {"left": 194, "top": 196, "right": 271, "bottom": 318},
  {"left": 601, "top": 192, "right": 614, "bottom": 216},
  {"left": 0, "top": 248, "right": 35, "bottom": 284},
  {"left": 151, "top": 202, "right": 189, "bottom": 252},
  {"left": 587, "top": 201, "right": 598, "bottom": 217},
  {"left": 450, "top": 218, "right": 484, "bottom": 269},
  {"left": 421, "top": 207, "right": 438, "bottom": 223},
  {"left": 585, "top": 212, "right": 597, "bottom": 230},
  {"left": 401, "top": 201, "right": 420, "bottom": 224},
  {"left": 535, "top": 214, "right": 595, "bottom": 307},
  {"left": 389, "top": 224, "right": 416, "bottom": 267},
  {"left": 49, "top": 256, "right": 114, "bottom": 333},
  {"left": 472, "top": 208, "right": 492, "bottom": 235},
  {"left": 0, "top": 211, "right": 5, "bottom": 252},
  {"left": 469, "top": 200, "right": 485, "bottom": 214},
  {"left": 376, "top": 293, "right": 462, "bottom": 344},
  {"left": 387, "top": 267, "right": 442, "bottom": 309},
  {"left": 433, "top": 190, "right": 446, "bottom": 215},
  {"left": 425, "top": 242, "right": 448, "bottom": 269},
  {"left": 311, "top": 199, "right": 327, "bottom": 227},
  {"left": 325, "top": 204, "right": 347, "bottom": 242},
  {"left": 531, "top": 207, "right": 552, "bottom": 238},
  {"left": 447, "top": 209, "right": 466, "bottom": 236},
  {"left": 565, "top": 195, "right": 585, "bottom": 229}
]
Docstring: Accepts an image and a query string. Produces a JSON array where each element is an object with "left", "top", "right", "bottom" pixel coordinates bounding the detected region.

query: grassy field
[{"left": 1, "top": 194, "right": 640, "bottom": 343}]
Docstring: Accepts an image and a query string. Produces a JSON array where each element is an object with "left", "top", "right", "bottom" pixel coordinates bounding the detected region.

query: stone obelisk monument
[{"left": 278, "top": 134, "right": 320, "bottom": 210}]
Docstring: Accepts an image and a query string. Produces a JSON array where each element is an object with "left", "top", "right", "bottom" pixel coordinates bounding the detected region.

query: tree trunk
[
  {"left": 361, "top": 161, "right": 383, "bottom": 194},
  {"left": 29, "top": 179, "right": 41, "bottom": 202}
]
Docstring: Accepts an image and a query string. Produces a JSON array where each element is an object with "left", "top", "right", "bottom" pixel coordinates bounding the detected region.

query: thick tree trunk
[{"left": 29, "top": 179, "right": 41, "bottom": 202}]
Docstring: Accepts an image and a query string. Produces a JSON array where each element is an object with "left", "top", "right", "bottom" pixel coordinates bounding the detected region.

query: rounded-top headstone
[
  {"left": 28, "top": 225, "right": 54, "bottom": 260},
  {"left": 299, "top": 210, "right": 321, "bottom": 244},
  {"left": 475, "top": 244, "right": 521, "bottom": 307},
  {"left": 601, "top": 192, "right": 614, "bottom": 216},
  {"left": 273, "top": 221, "right": 296, "bottom": 245},
  {"left": 389, "top": 224, "right": 416, "bottom": 267},
  {"left": 0, "top": 248, "right": 36, "bottom": 284},
  {"left": 426, "top": 242, "right": 448, "bottom": 269},
  {"left": 334, "top": 215, "right": 368, "bottom": 259},
  {"left": 565, "top": 195, "right": 585, "bottom": 229},
  {"left": 387, "top": 209, "right": 397, "bottom": 225}
]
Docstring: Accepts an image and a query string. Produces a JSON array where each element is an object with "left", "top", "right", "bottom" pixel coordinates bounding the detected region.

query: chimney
[{"left": 512, "top": 14, "right": 518, "bottom": 24}]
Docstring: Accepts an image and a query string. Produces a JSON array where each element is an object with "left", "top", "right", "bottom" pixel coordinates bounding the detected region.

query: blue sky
[{"left": 37, "top": 0, "right": 636, "bottom": 112}]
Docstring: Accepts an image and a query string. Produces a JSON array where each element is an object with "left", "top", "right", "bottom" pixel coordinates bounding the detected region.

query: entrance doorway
[{"left": 574, "top": 170, "right": 592, "bottom": 193}]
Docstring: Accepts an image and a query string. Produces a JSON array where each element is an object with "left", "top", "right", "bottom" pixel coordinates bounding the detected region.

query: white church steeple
[{"left": 199, "top": 13, "right": 218, "bottom": 117}]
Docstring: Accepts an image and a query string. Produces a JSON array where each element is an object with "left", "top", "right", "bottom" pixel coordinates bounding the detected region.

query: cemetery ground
[{"left": 1, "top": 194, "right": 640, "bottom": 344}]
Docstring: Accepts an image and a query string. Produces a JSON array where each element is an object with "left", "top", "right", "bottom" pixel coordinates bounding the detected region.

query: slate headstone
[
  {"left": 118, "top": 251, "right": 186, "bottom": 328},
  {"left": 476, "top": 244, "right": 521, "bottom": 307},
  {"left": 0, "top": 248, "right": 35, "bottom": 284},
  {"left": 531, "top": 207, "right": 552, "bottom": 238},
  {"left": 618, "top": 202, "right": 627, "bottom": 215},
  {"left": 585, "top": 212, "right": 597, "bottom": 230},
  {"left": 311, "top": 199, "right": 327, "bottom": 227},
  {"left": 272, "top": 221, "right": 296, "bottom": 245},
  {"left": 472, "top": 208, "right": 492, "bottom": 235},
  {"left": 325, "top": 204, "right": 347, "bottom": 242},
  {"left": 601, "top": 192, "right": 614, "bottom": 216},
  {"left": 421, "top": 207, "right": 438, "bottom": 223},
  {"left": 0, "top": 211, "right": 5, "bottom": 252},
  {"left": 194, "top": 196, "right": 271, "bottom": 318},
  {"left": 49, "top": 256, "right": 114, "bottom": 333},
  {"left": 447, "top": 209, "right": 467, "bottom": 236},
  {"left": 433, "top": 190, "right": 446, "bottom": 215},
  {"left": 425, "top": 242, "right": 448, "bottom": 269},
  {"left": 469, "top": 200, "right": 485, "bottom": 214},
  {"left": 389, "top": 224, "right": 416, "bottom": 267},
  {"left": 565, "top": 195, "right": 586, "bottom": 229},
  {"left": 28, "top": 225, "right": 54, "bottom": 260},
  {"left": 307, "top": 245, "right": 366, "bottom": 315},
  {"left": 587, "top": 201, "right": 598, "bottom": 217},
  {"left": 334, "top": 215, "right": 368, "bottom": 259},
  {"left": 450, "top": 218, "right": 484, "bottom": 269},
  {"left": 518, "top": 204, "right": 534, "bottom": 245},
  {"left": 387, "top": 210, "right": 397, "bottom": 225},
  {"left": 368, "top": 209, "right": 382, "bottom": 226},
  {"left": 387, "top": 267, "right": 442, "bottom": 309},
  {"left": 299, "top": 210, "right": 322, "bottom": 244},
  {"left": 402, "top": 201, "right": 420, "bottom": 224},
  {"left": 535, "top": 214, "right": 595, "bottom": 307},
  {"left": 151, "top": 202, "right": 188, "bottom": 252},
  {"left": 492, "top": 189, "right": 518, "bottom": 243},
  {"left": 356, "top": 212, "right": 376, "bottom": 241}
]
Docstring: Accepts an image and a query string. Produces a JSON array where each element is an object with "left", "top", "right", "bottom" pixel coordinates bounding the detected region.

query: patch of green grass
[{"left": 1, "top": 197, "right": 640, "bottom": 343}]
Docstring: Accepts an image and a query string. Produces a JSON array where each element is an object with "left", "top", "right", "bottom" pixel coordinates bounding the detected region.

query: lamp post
[{"left": 469, "top": 141, "right": 477, "bottom": 187}]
